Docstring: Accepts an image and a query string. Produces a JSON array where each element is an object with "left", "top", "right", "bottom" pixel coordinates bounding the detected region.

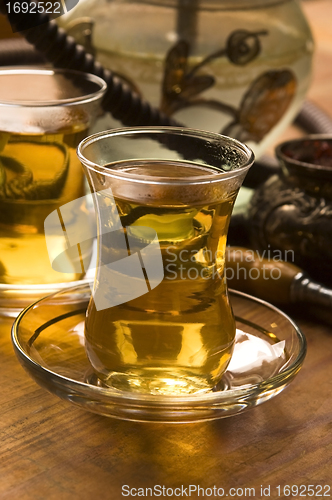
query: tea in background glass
[
  {"left": 0, "top": 68, "right": 106, "bottom": 285},
  {"left": 78, "top": 127, "right": 254, "bottom": 395}
]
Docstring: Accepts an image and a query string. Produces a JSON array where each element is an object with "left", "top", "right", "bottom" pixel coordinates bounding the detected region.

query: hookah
[
  {"left": 1, "top": 1, "right": 332, "bottom": 315},
  {"left": 1, "top": 2, "right": 332, "bottom": 154}
]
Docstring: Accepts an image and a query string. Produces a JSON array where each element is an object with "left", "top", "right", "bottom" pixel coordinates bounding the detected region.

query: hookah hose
[
  {"left": 0, "top": 4, "right": 178, "bottom": 128},
  {"left": 2, "top": 7, "right": 332, "bottom": 132},
  {"left": 2, "top": 38, "right": 332, "bottom": 136},
  {"left": 1, "top": 5, "right": 332, "bottom": 185}
]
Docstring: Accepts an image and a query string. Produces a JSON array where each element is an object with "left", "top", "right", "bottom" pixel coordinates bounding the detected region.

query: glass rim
[
  {"left": 77, "top": 126, "right": 255, "bottom": 185},
  {"left": 0, "top": 67, "right": 107, "bottom": 107}
]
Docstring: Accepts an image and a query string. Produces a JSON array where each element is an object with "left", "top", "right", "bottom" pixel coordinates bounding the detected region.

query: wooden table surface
[{"left": 1, "top": 2, "right": 332, "bottom": 499}]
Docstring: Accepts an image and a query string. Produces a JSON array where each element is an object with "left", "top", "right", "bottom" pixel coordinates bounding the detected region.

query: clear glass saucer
[{"left": 11, "top": 285, "right": 306, "bottom": 423}]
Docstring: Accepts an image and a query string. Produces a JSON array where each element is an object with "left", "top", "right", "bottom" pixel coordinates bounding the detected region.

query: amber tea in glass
[
  {"left": 78, "top": 128, "right": 254, "bottom": 395},
  {"left": 0, "top": 68, "right": 106, "bottom": 285}
]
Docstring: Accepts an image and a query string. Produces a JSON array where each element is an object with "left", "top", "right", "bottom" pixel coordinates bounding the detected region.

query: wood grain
[{"left": 1, "top": 310, "right": 331, "bottom": 500}]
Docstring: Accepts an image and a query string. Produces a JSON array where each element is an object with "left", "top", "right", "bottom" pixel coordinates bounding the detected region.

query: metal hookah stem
[
  {"left": 176, "top": 0, "right": 199, "bottom": 49},
  {"left": 290, "top": 273, "right": 332, "bottom": 309}
]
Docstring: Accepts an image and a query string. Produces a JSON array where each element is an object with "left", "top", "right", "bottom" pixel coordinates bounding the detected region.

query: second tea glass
[{"left": 0, "top": 67, "right": 106, "bottom": 290}]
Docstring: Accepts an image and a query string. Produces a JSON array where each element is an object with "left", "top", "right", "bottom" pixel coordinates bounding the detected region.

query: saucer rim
[{"left": 11, "top": 285, "right": 307, "bottom": 409}]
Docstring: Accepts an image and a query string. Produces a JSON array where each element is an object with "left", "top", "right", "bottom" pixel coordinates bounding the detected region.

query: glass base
[{"left": 86, "top": 369, "right": 217, "bottom": 395}]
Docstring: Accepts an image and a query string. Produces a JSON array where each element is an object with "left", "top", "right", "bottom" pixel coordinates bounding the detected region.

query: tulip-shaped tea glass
[
  {"left": 77, "top": 127, "right": 254, "bottom": 395},
  {"left": 0, "top": 67, "right": 106, "bottom": 290}
]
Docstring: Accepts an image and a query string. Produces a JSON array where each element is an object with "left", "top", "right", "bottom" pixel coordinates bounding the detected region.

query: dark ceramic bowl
[{"left": 276, "top": 135, "right": 332, "bottom": 181}]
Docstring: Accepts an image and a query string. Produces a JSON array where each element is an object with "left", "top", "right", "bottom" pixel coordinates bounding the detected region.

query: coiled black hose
[
  {"left": 1, "top": 5, "right": 332, "bottom": 187},
  {"left": 295, "top": 100, "right": 332, "bottom": 134},
  {"left": 0, "top": 5, "right": 178, "bottom": 128},
  {"left": 3, "top": 6, "right": 332, "bottom": 133}
]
